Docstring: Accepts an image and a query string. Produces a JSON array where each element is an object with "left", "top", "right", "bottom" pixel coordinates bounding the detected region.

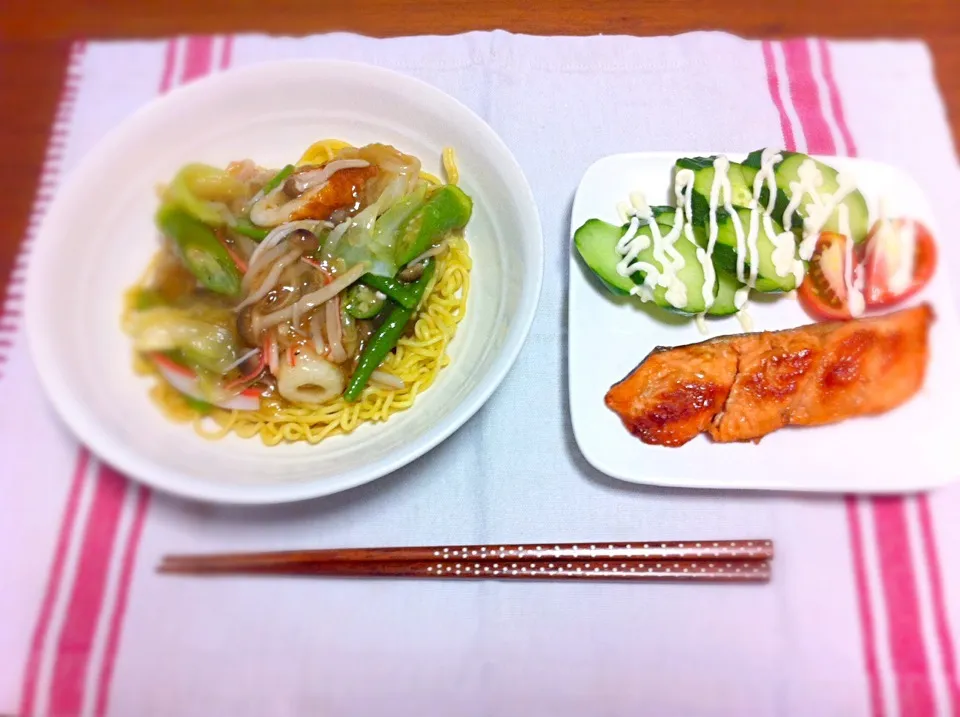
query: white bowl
[{"left": 26, "top": 60, "right": 543, "bottom": 504}]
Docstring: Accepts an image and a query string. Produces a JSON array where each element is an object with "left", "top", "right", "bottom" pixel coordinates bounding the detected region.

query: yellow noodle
[
  {"left": 131, "top": 142, "right": 471, "bottom": 445},
  {"left": 135, "top": 232, "right": 470, "bottom": 445},
  {"left": 442, "top": 147, "right": 459, "bottom": 185},
  {"left": 297, "top": 139, "right": 354, "bottom": 166}
]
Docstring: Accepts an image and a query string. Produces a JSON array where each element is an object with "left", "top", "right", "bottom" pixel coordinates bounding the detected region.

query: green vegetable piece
[
  {"left": 132, "top": 308, "right": 239, "bottom": 375},
  {"left": 231, "top": 217, "right": 269, "bottom": 242},
  {"left": 344, "top": 260, "right": 436, "bottom": 402},
  {"left": 261, "top": 164, "right": 295, "bottom": 196},
  {"left": 328, "top": 186, "right": 429, "bottom": 278},
  {"left": 183, "top": 395, "right": 214, "bottom": 414},
  {"left": 365, "top": 185, "right": 429, "bottom": 277},
  {"left": 344, "top": 284, "right": 387, "bottom": 319},
  {"left": 156, "top": 204, "right": 242, "bottom": 297},
  {"left": 164, "top": 163, "right": 246, "bottom": 226},
  {"left": 358, "top": 273, "right": 419, "bottom": 309},
  {"left": 133, "top": 288, "right": 165, "bottom": 311},
  {"left": 395, "top": 185, "right": 472, "bottom": 267}
]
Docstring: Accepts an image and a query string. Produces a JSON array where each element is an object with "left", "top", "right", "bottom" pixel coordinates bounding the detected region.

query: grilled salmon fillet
[{"left": 604, "top": 304, "right": 933, "bottom": 446}]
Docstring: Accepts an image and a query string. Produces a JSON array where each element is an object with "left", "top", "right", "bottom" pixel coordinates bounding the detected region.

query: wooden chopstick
[{"left": 159, "top": 540, "right": 773, "bottom": 583}]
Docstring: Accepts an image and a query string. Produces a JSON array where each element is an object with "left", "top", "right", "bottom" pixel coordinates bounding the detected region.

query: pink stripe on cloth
[
  {"left": 816, "top": 39, "right": 858, "bottom": 156},
  {"left": 93, "top": 483, "right": 151, "bottom": 717},
  {"left": 21, "top": 38, "right": 187, "bottom": 716},
  {"left": 88, "top": 36, "right": 231, "bottom": 714},
  {"left": 18, "top": 38, "right": 179, "bottom": 715},
  {"left": 917, "top": 494, "right": 960, "bottom": 717},
  {"left": 846, "top": 498, "right": 885, "bottom": 717},
  {"left": 181, "top": 35, "right": 215, "bottom": 83},
  {"left": 817, "top": 39, "right": 953, "bottom": 717},
  {"left": 48, "top": 464, "right": 127, "bottom": 716},
  {"left": 159, "top": 38, "right": 178, "bottom": 94},
  {"left": 783, "top": 37, "right": 947, "bottom": 717},
  {"left": 18, "top": 449, "right": 90, "bottom": 717},
  {"left": 872, "top": 498, "right": 936, "bottom": 717},
  {"left": 220, "top": 35, "right": 234, "bottom": 71},
  {"left": 761, "top": 41, "right": 797, "bottom": 153},
  {"left": 85, "top": 38, "right": 180, "bottom": 715},
  {"left": 781, "top": 39, "right": 837, "bottom": 155}
]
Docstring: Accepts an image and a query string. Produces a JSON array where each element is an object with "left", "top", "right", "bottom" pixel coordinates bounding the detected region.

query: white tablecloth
[{"left": 3, "top": 31, "right": 960, "bottom": 717}]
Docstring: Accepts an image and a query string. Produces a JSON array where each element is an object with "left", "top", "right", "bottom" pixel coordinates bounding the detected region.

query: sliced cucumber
[
  {"left": 573, "top": 218, "right": 637, "bottom": 296},
  {"left": 686, "top": 218, "right": 746, "bottom": 316},
  {"left": 573, "top": 215, "right": 737, "bottom": 316},
  {"left": 708, "top": 267, "right": 743, "bottom": 316},
  {"left": 660, "top": 223, "right": 709, "bottom": 314},
  {"left": 710, "top": 207, "right": 799, "bottom": 293},
  {"left": 743, "top": 149, "right": 869, "bottom": 243},
  {"left": 572, "top": 208, "right": 679, "bottom": 296},
  {"left": 677, "top": 157, "right": 755, "bottom": 224}
]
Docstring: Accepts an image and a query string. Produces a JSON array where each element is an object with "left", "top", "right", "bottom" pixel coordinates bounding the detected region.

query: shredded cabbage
[
  {"left": 324, "top": 182, "right": 426, "bottom": 277},
  {"left": 126, "top": 305, "right": 239, "bottom": 374},
  {"left": 164, "top": 163, "right": 247, "bottom": 226}
]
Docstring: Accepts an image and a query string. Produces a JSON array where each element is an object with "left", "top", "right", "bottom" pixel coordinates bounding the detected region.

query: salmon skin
[{"left": 604, "top": 304, "right": 933, "bottom": 446}]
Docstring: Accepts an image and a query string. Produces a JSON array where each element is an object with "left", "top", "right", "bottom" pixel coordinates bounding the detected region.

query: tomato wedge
[
  {"left": 798, "top": 231, "right": 854, "bottom": 321},
  {"left": 863, "top": 218, "right": 937, "bottom": 309}
]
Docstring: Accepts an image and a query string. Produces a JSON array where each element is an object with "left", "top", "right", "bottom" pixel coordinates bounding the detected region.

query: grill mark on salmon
[
  {"left": 821, "top": 331, "right": 874, "bottom": 389},
  {"left": 604, "top": 304, "right": 933, "bottom": 446}
]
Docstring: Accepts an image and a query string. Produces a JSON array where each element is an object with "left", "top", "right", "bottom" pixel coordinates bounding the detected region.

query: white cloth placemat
[{"left": 2, "top": 31, "right": 959, "bottom": 717}]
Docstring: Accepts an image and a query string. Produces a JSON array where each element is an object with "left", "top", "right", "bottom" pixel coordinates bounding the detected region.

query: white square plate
[{"left": 568, "top": 151, "right": 960, "bottom": 493}]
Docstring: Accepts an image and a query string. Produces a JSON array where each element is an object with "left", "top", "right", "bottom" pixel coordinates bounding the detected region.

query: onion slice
[
  {"left": 370, "top": 370, "right": 405, "bottom": 389},
  {"left": 406, "top": 240, "right": 448, "bottom": 268}
]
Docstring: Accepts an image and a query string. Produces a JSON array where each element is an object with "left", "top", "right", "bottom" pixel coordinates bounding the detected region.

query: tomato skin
[
  {"left": 798, "top": 232, "right": 853, "bottom": 321},
  {"left": 863, "top": 219, "right": 937, "bottom": 309},
  {"left": 798, "top": 282, "right": 852, "bottom": 320}
]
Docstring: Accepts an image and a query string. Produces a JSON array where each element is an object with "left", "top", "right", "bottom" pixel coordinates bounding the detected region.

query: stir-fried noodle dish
[{"left": 124, "top": 140, "right": 473, "bottom": 444}]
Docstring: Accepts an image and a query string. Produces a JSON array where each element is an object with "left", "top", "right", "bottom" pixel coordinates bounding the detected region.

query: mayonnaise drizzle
[
  {"left": 889, "top": 220, "right": 917, "bottom": 294},
  {"left": 840, "top": 204, "right": 866, "bottom": 317},
  {"left": 753, "top": 147, "right": 782, "bottom": 215},
  {"left": 630, "top": 191, "right": 650, "bottom": 216},
  {"left": 611, "top": 147, "right": 864, "bottom": 326},
  {"left": 786, "top": 159, "right": 859, "bottom": 261},
  {"left": 742, "top": 206, "right": 762, "bottom": 288},
  {"left": 869, "top": 197, "right": 916, "bottom": 296},
  {"left": 734, "top": 286, "right": 751, "bottom": 310},
  {"left": 767, "top": 213, "right": 805, "bottom": 284},
  {"left": 694, "top": 313, "right": 710, "bottom": 335},
  {"left": 614, "top": 170, "right": 696, "bottom": 310},
  {"left": 702, "top": 157, "right": 729, "bottom": 310}
]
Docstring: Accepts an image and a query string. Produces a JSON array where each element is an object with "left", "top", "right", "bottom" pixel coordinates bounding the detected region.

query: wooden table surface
[{"left": 2, "top": 0, "right": 959, "bottom": 298}]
